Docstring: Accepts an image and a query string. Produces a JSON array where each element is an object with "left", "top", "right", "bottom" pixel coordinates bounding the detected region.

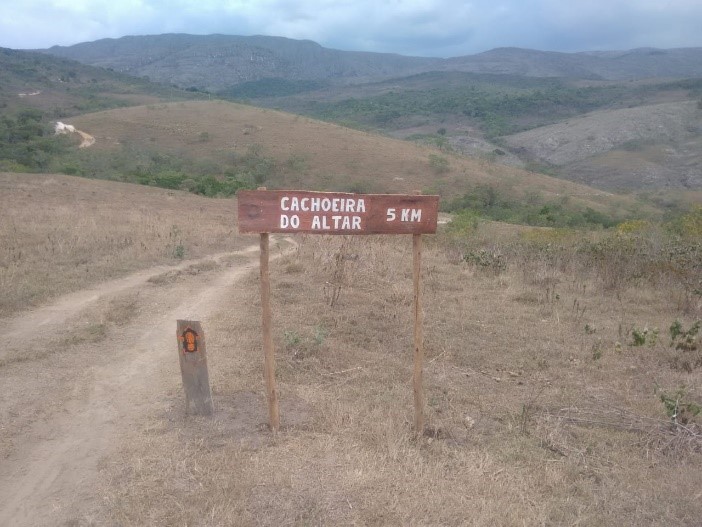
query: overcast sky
[{"left": 2, "top": 0, "right": 702, "bottom": 57}]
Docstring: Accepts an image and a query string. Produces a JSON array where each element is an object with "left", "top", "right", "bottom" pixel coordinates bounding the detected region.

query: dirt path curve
[
  {"left": 76, "top": 129, "right": 95, "bottom": 148},
  {"left": 2, "top": 249, "right": 254, "bottom": 357},
  {"left": 0, "top": 237, "right": 293, "bottom": 526}
]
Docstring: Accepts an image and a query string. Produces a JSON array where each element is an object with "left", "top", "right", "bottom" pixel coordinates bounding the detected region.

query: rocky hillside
[
  {"left": 40, "top": 34, "right": 437, "bottom": 92},
  {"left": 503, "top": 101, "right": 702, "bottom": 190}
]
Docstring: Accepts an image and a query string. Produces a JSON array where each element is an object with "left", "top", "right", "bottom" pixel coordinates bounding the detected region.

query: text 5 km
[{"left": 386, "top": 208, "right": 422, "bottom": 222}]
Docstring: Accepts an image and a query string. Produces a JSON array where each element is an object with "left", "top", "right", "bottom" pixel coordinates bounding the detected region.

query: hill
[
  {"left": 40, "top": 34, "right": 438, "bottom": 92},
  {"left": 40, "top": 34, "right": 702, "bottom": 93},
  {"left": 0, "top": 47, "right": 200, "bottom": 118},
  {"left": 503, "top": 100, "right": 702, "bottom": 190},
  {"left": 446, "top": 46, "right": 702, "bottom": 80},
  {"left": 33, "top": 35, "right": 702, "bottom": 193},
  {"left": 0, "top": 47, "right": 206, "bottom": 173},
  {"left": 60, "top": 100, "right": 651, "bottom": 225},
  {"left": 0, "top": 51, "right": 656, "bottom": 226},
  {"left": 245, "top": 71, "right": 702, "bottom": 191}
]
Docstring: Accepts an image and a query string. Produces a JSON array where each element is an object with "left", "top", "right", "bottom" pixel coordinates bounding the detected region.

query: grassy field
[
  {"left": 96, "top": 222, "right": 701, "bottom": 525},
  {"left": 0, "top": 172, "right": 249, "bottom": 317},
  {"left": 1, "top": 173, "right": 700, "bottom": 524}
]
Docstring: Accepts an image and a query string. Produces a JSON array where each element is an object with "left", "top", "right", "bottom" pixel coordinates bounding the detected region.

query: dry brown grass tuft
[{"left": 97, "top": 223, "right": 702, "bottom": 525}]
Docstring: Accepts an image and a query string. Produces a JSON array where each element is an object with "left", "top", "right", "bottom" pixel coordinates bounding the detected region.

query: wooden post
[
  {"left": 412, "top": 191, "right": 425, "bottom": 435},
  {"left": 260, "top": 228, "right": 281, "bottom": 431},
  {"left": 176, "top": 320, "right": 214, "bottom": 415}
]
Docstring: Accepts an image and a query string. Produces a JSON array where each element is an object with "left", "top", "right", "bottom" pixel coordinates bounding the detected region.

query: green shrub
[
  {"left": 445, "top": 210, "right": 480, "bottom": 239},
  {"left": 656, "top": 385, "right": 701, "bottom": 425},
  {"left": 428, "top": 154, "right": 450, "bottom": 174},
  {"left": 462, "top": 249, "right": 507, "bottom": 273},
  {"left": 444, "top": 185, "right": 618, "bottom": 229},
  {"left": 670, "top": 320, "right": 700, "bottom": 351}
]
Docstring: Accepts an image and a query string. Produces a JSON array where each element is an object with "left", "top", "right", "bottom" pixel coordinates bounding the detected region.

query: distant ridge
[
  {"left": 40, "top": 34, "right": 702, "bottom": 92},
  {"left": 40, "top": 34, "right": 437, "bottom": 91}
]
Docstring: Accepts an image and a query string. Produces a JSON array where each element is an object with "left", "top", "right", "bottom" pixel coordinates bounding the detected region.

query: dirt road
[
  {"left": 76, "top": 130, "right": 95, "bottom": 148},
  {"left": 0, "top": 240, "right": 289, "bottom": 526}
]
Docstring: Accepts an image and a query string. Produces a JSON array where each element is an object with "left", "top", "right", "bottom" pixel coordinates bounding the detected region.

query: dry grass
[
  {"left": 97, "top": 226, "right": 702, "bottom": 526},
  {"left": 0, "top": 172, "right": 249, "bottom": 316},
  {"left": 69, "top": 100, "right": 649, "bottom": 216}
]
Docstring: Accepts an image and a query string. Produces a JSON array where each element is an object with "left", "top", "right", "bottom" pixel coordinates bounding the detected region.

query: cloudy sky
[{"left": 2, "top": 0, "right": 702, "bottom": 57}]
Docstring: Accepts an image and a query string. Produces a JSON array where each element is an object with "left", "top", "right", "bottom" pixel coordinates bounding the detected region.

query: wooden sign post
[
  {"left": 412, "top": 228, "right": 425, "bottom": 433},
  {"left": 238, "top": 189, "right": 439, "bottom": 434},
  {"left": 176, "top": 320, "right": 214, "bottom": 416},
  {"left": 259, "top": 231, "right": 280, "bottom": 431}
]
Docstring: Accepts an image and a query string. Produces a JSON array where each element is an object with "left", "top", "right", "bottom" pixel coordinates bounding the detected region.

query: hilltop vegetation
[
  {"left": 288, "top": 75, "right": 702, "bottom": 138},
  {"left": 250, "top": 72, "right": 702, "bottom": 192}
]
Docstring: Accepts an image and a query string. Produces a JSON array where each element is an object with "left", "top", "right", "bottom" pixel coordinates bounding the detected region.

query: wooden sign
[
  {"left": 177, "top": 320, "right": 214, "bottom": 416},
  {"left": 240, "top": 188, "right": 434, "bottom": 435},
  {"left": 238, "top": 190, "right": 439, "bottom": 235}
]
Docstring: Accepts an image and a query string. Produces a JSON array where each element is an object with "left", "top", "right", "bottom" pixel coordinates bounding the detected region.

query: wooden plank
[
  {"left": 238, "top": 190, "right": 439, "bottom": 235},
  {"left": 176, "top": 320, "right": 214, "bottom": 416},
  {"left": 259, "top": 232, "right": 280, "bottom": 431}
]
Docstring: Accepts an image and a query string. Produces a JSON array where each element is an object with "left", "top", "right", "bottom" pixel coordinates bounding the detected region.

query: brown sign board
[{"left": 238, "top": 190, "right": 439, "bottom": 235}]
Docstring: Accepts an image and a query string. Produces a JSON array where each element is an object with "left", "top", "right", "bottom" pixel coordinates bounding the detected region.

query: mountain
[
  {"left": 40, "top": 34, "right": 438, "bottom": 92},
  {"left": 40, "top": 34, "right": 702, "bottom": 92},
  {"left": 445, "top": 47, "right": 702, "bottom": 80}
]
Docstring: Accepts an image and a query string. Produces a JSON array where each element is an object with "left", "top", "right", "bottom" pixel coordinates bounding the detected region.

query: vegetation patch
[{"left": 444, "top": 184, "right": 619, "bottom": 228}]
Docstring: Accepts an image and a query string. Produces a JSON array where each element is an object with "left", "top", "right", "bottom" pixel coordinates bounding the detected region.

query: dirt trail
[
  {"left": 0, "top": 238, "right": 291, "bottom": 526},
  {"left": 53, "top": 122, "right": 95, "bottom": 148},
  {"left": 2, "top": 249, "right": 255, "bottom": 357},
  {"left": 76, "top": 129, "right": 95, "bottom": 148}
]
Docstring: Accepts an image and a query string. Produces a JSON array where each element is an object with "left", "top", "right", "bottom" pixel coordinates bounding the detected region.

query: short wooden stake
[
  {"left": 176, "top": 320, "right": 214, "bottom": 416},
  {"left": 412, "top": 232, "right": 425, "bottom": 435},
  {"left": 260, "top": 231, "right": 280, "bottom": 431}
]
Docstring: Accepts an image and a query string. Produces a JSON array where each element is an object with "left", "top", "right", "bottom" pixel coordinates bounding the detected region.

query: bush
[
  {"left": 445, "top": 210, "right": 480, "bottom": 239},
  {"left": 445, "top": 185, "right": 618, "bottom": 229},
  {"left": 668, "top": 206, "right": 702, "bottom": 238},
  {"left": 428, "top": 154, "right": 450, "bottom": 174}
]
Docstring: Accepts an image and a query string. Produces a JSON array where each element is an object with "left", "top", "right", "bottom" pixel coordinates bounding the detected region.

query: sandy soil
[{"left": 0, "top": 238, "right": 291, "bottom": 526}]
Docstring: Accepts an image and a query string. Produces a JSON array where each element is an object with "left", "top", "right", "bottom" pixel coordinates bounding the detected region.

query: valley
[{"left": 0, "top": 34, "right": 701, "bottom": 526}]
